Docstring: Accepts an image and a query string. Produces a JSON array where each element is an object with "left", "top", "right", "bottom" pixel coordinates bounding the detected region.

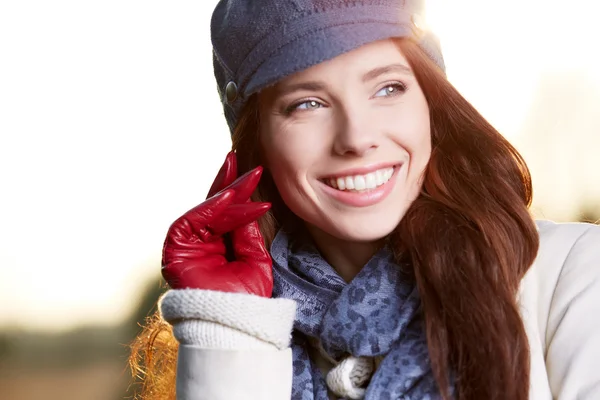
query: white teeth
[
  {"left": 354, "top": 175, "right": 366, "bottom": 190},
  {"left": 365, "top": 173, "right": 376, "bottom": 189},
  {"left": 345, "top": 176, "right": 355, "bottom": 190},
  {"left": 324, "top": 167, "right": 395, "bottom": 192},
  {"left": 375, "top": 170, "right": 384, "bottom": 186}
]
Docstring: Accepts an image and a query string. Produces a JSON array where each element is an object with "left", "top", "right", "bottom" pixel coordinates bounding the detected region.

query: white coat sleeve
[
  {"left": 159, "top": 289, "right": 297, "bottom": 400},
  {"left": 545, "top": 223, "right": 600, "bottom": 399}
]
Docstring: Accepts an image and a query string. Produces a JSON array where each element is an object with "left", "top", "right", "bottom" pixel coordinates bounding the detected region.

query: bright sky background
[{"left": 1, "top": 0, "right": 599, "bottom": 332}]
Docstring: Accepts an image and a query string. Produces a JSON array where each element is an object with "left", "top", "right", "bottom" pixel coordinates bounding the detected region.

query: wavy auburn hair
[{"left": 129, "top": 37, "right": 539, "bottom": 400}]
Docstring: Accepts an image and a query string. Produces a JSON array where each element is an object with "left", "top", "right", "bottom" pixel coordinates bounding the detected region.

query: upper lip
[{"left": 319, "top": 162, "right": 401, "bottom": 180}]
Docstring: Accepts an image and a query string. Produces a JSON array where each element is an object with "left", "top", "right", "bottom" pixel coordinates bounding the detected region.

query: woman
[{"left": 129, "top": 0, "right": 600, "bottom": 399}]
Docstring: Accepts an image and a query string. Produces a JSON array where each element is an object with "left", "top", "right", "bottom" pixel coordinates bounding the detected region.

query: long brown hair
[{"left": 129, "top": 38, "right": 539, "bottom": 400}]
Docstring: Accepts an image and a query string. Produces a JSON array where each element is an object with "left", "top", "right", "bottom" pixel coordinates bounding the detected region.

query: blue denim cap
[{"left": 211, "top": 0, "right": 445, "bottom": 134}]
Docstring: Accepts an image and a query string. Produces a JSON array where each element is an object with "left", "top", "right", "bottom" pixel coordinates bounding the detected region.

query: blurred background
[{"left": 0, "top": 0, "right": 598, "bottom": 399}]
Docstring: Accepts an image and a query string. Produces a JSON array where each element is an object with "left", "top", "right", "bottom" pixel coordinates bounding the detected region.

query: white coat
[{"left": 159, "top": 220, "right": 600, "bottom": 399}]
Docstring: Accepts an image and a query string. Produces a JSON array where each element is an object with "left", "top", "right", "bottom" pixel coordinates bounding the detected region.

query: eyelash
[
  {"left": 375, "top": 82, "right": 408, "bottom": 98},
  {"left": 284, "top": 82, "right": 408, "bottom": 115}
]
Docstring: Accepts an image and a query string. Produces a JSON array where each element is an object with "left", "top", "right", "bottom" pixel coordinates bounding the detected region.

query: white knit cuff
[
  {"left": 173, "top": 320, "right": 283, "bottom": 350},
  {"left": 159, "top": 289, "right": 297, "bottom": 350}
]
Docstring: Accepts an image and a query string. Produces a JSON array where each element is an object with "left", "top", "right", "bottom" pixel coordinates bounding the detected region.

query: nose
[{"left": 332, "top": 106, "right": 379, "bottom": 157}]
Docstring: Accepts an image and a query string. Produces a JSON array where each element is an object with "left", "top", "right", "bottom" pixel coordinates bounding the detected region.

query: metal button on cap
[{"left": 225, "top": 81, "right": 238, "bottom": 104}]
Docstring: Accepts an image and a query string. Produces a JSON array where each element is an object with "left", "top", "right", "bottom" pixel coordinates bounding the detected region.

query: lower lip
[{"left": 319, "top": 166, "right": 400, "bottom": 207}]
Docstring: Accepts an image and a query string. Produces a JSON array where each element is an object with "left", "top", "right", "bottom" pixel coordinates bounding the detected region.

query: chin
[{"left": 319, "top": 213, "right": 403, "bottom": 243}]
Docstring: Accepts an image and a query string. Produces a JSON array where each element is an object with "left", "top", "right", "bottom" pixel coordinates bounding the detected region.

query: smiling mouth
[{"left": 321, "top": 166, "right": 397, "bottom": 192}]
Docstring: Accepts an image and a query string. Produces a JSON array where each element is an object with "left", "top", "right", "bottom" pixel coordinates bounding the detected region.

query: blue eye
[
  {"left": 296, "top": 100, "right": 322, "bottom": 110},
  {"left": 285, "top": 99, "right": 322, "bottom": 114},
  {"left": 374, "top": 83, "right": 407, "bottom": 98}
]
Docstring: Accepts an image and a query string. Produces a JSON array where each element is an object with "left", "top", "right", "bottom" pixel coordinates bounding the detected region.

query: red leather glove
[{"left": 161, "top": 152, "right": 273, "bottom": 297}]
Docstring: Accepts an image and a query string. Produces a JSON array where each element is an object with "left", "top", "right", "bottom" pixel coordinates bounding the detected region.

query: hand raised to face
[{"left": 161, "top": 152, "right": 273, "bottom": 297}]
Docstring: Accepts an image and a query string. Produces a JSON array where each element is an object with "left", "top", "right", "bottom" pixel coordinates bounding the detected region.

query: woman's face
[{"left": 259, "top": 39, "right": 431, "bottom": 243}]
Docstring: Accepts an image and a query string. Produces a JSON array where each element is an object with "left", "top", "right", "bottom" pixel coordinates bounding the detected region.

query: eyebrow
[
  {"left": 274, "top": 63, "right": 413, "bottom": 98},
  {"left": 362, "top": 63, "right": 413, "bottom": 82},
  {"left": 274, "top": 81, "right": 327, "bottom": 99}
]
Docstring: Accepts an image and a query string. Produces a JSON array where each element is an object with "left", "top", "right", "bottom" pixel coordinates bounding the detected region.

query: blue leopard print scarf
[{"left": 270, "top": 227, "right": 453, "bottom": 400}]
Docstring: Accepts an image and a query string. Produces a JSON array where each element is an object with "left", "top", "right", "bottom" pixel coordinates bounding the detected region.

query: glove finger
[
  {"left": 226, "top": 260, "right": 273, "bottom": 297},
  {"left": 221, "top": 166, "right": 263, "bottom": 204},
  {"left": 161, "top": 237, "right": 226, "bottom": 283},
  {"left": 206, "top": 151, "right": 238, "bottom": 199},
  {"left": 230, "top": 220, "right": 273, "bottom": 296},
  {"left": 163, "top": 253, "right": 228, "bottom": 289},
  {"left": 163, "top": 237, "right": 226, "bottom": 260},
  {"left": 179, "top": 189, "right": 235, "bottom": 234},
  {"left": 208, "top": 202, "right": 271, "bottom": 236},
  {"left": 231, "top": 220, "right": 271, "bottom": 266}
]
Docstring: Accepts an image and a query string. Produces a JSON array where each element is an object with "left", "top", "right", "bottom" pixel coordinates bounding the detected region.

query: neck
[{"left": 306, "top": 224, "right": 384, "bottom": 283}]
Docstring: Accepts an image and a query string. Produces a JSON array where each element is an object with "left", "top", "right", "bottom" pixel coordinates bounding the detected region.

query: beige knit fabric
[
  {"left": 308, "top": 337, "right": 377, "bottom": 399},
  {"left": 159, "top": 289, "right": 296, "bottom": 350},
  {"left": 326, "top": 356, "right": 375, "bottom": 399}
]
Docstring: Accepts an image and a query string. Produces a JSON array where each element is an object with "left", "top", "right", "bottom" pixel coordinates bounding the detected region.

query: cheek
[
  {"left": 260, "top": 124, "right": 334, "bottom": 224},
  {"left": 398, "top": 100, "right": 431, "bottom": 165},
  {"left": 262, "top": 134, "right": 307, "bottom": 178},
  {"left": 264, "top": 151, "right": 318, "bottom": 226},
  {"left": 413, "top": 121, "right": 432, "bottom": 167},
  {"left": 261, "top": 118, "right": 331, "bottom": 172},
  {"left": 260, "top": 126, "right": 319, "bottom": 201},
  {"left": 388, "top": 110, "right": 431, "bottom": 161},
  {"left": 406, "top": 127, "right": 431, "bottom": 194},
  {"left": 409, "top": 126, "right": 431, "bottom": 205},
  {"left": 384, "top": 101, "right": 431, "bottom": 195}
]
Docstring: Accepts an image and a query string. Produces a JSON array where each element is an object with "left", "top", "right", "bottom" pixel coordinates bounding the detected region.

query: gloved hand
[{"left": 161, "top": 152, "right": 273, "bottom": 297}]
